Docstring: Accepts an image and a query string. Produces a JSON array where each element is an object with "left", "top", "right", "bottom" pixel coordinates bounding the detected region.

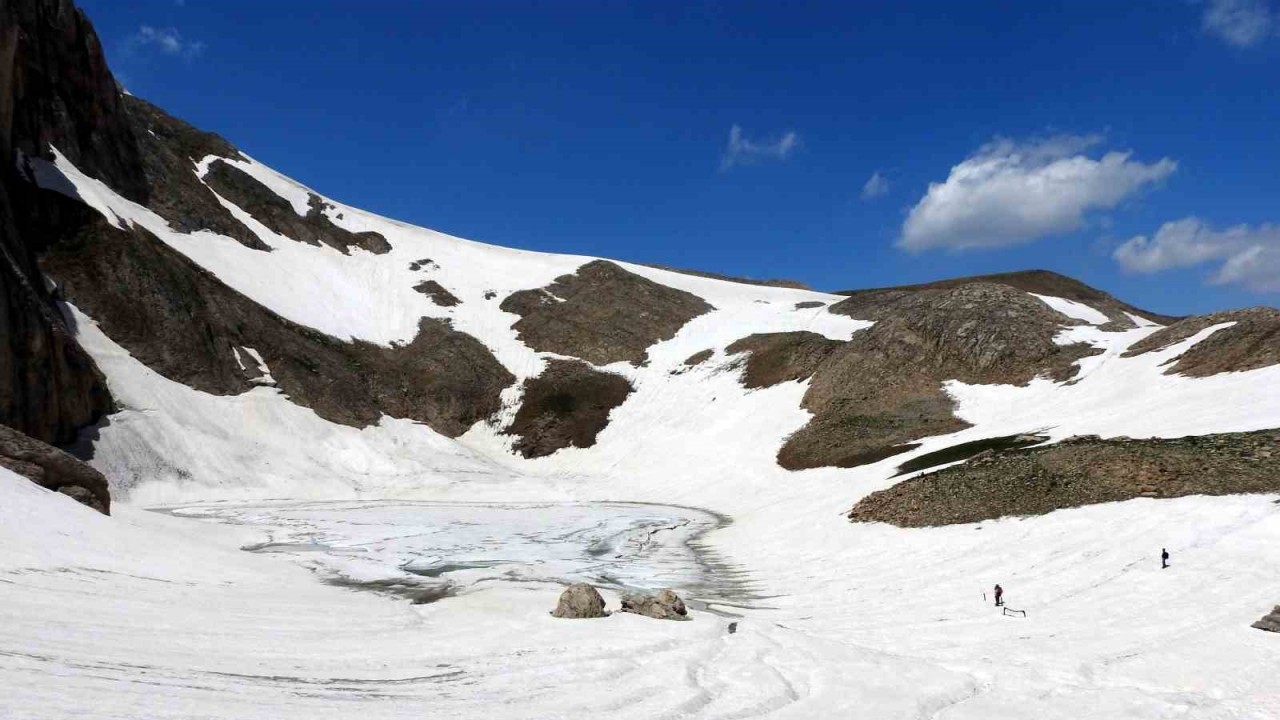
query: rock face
[
  {"left": 413, "top": 280, "right": 460, "bottom": 307},
  {"left": 505, "top": 359, "right": 632, "bottom": 458},
  {"left": 620, "top": 589, "right": 689, "bottom": 621},
  {"left": 550, "top": 583, "right": 608, "bottom": 619},
  {"left": 121, "top": 95, "right": 267, "bottom": 250},
  {"left": 836, "top": 269, "right": 1179, "bottom": 328},
  {"left": 501, "top": 260, "right": 713, "bottom": 366},
  {"left": 1253, "top": 607, "right": 1280, "bottom": 633},
  {"left": 41, "top": 216, "right": 513, "bottom": 437},
  {"left": 1, "top": 0, "right": 510, "bottom": 459},
  {"left": 1123, "top": 307, "right": 1280, "bottom": 377},
  {"left": 725, "top": 332, "right": 844, "bottom": 389},
  {"left": 776, "top": 282, "right": 1097, "bottom": 470},
  {"left": 682, "top": 349, "right": 713, "bottom": 367},
  {"left": 0, "top": 423, "right": 108, "bottom": 513},
  {"left": 202, "top": 159, "right": 391, "bottom": 255},
  {"left": 848, "top": 430, "right": 1280, "bottom": 527},
  {"left": 0, "top": 0, "right": 118, "bottom": 445}
]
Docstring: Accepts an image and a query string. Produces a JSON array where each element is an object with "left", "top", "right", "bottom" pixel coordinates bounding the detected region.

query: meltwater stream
[{"left": 159, "top": 500, "right": 759, "bottom": 613}]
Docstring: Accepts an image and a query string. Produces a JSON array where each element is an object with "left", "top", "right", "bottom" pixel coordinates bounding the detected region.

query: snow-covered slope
[
  {"left": 7, "top": 1, "right": 1280, "bottom": 716},
  {"left": 10, "top": 135, "right": 1278, "bottom": 717},
  {"left": 5, "top": 5, "right": 1280, "bottom": 713}
]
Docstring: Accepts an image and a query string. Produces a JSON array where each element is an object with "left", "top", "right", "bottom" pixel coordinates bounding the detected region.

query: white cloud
[
  {"left": 861, "top": 171, "right": 890, "bottom": 200},
  {"left": 898, "top": 135, "right": 1176, "bottom": 252},
  {"left": 128, "top": 26, "right": 206, "bottom": 59},
  {"left": 1113, "top": 217, "right": 1280, "bottom": 292},
  {"left": 1202, "top": 0, "right": 1275, "bottom": 47},
  {"left": 719, "top": 125, "right": 799, "bottom": 171}
]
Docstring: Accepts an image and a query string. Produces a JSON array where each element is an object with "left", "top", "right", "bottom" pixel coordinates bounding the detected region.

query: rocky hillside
[
  {"left": 848, "top": 430, "right": 1280, "bottom": 527},
  {"left": 1122, "top": 307, "right": 1280, "bottom": 377},
  {"left": 1, "top": 0, "right": 117, "bottom": 446},
  {"left": 837, "top": 269, "right": 1181, "bottom": 328},
  {"left": 0, "top": 0, "right": 1277, "bottom": 522}
]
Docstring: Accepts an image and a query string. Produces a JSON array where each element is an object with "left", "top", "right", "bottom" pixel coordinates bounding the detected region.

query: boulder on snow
[
  {"left": 550, "top": 583, "right": 608, "bottom": 619},
  {"left": 0, "top": 425, "right": 110, "bottom": 515},
  {"left": 1253, "top": 606, "right": 1280, "bottom": 633},
  {"left": 620, "top": 589, "right": 689, "bottom": 621}
]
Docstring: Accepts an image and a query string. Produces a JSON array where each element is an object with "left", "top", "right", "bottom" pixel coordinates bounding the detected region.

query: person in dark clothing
[
  {"left": 994, "top": 584, "right": 1004, "bottom": 607},
  {"left": 1162, "top": 548, "right": 1169, "bottom": 569}
]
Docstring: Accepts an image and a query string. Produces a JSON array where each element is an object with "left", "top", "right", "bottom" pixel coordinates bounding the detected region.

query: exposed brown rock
[
  {"left": 0, "top": 423, "right": 108, "bottom": 514},
  {"left": 40, "top": 212, "right": 512, "bottom": 438},
  {"left": 1122, "top": 307, "right": 1280, "bottom": 377},
  {"left": 3, "top": 0, "right": 147, "bottom": 204},
  {"left": 725, "top": 331, "right": 843, "bottom": 389},
  {"left": 505, "top": 359, "right": 632, "bottom": 458},
  {"left": 501, "top": 260, "right": 712, "bottom": 366},
  {"left": 836, "top": 269, "right": 1177, "bottom": 327},
  {"left": 794, "top": 301, "right": 825, "bottom": 310},
  {"left": 0, "top": 0, "right": 119, "bottom": 444},
  {"left": 682, "top": 349, "right": 713, "bottom": 367},
  {"left": 849, "top": 430, "right": 1280, "bottom": 527},
  {"left": 620, "top": 589, "right": 689, "bottom": 621},
  {"left": 203, "top": 159, "right": 390, "bottom": 255},
  {"left": 120, "top": 95, "right": 267, "bottom": 250},
  {"left": 1253, "top": 606, "right": 1280, "bottom": 633},
  {"left": 779, "top": 283, "right": 1098, "bottom": 470},
  {"left": 894, "top": 434, "right": 1049, "bottom": 476},
  {"left": 413, "top": 280, "right": 460, "bottom": 307},
  {"left": 0, "top": 199, "right": 112, "bottom": 443},
  {"left": 550, "top": 582, "right": 608, "bottom": 619}
]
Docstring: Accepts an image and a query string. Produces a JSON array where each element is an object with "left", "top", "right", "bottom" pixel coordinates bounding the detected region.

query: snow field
[{"left": 9, "top": 148, "right": 1280, "bottom": 718}]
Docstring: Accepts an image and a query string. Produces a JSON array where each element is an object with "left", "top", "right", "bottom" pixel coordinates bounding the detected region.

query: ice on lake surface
[{"left": 161, "top": 500, "right": 756, "bottom": 610}]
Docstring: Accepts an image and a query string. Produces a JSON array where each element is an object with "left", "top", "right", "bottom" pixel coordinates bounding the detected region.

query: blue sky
[{"left": 81, "top": 0, "right": 1280, "bottom": 315}]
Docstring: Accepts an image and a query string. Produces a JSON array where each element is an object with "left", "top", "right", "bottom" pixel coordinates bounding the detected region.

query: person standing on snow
[
  {"left": 1162, "top": 548, "right": 1170, "bottom": 569},
  {"left": 994, "top": 584, "right": 1004, "bottom": 607}
]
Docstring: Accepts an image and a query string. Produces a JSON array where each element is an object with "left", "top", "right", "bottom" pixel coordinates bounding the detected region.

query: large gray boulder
[
  {"left": 621, "top": 589, "right": 689, "bottom": 621},
  {"left": 1253, "top": 606, "right": 1280, "bottom": 633},
  {"left": 550, "top": 583, "right": 608, "bottom": 619},
  {"left": 0, "top": 424, "right": 109, "bottom": 514}
]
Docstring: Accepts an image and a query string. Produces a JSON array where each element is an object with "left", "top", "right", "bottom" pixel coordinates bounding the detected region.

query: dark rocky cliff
[{"left": 0, "top": 0, "right": 124, "bottom": 446}]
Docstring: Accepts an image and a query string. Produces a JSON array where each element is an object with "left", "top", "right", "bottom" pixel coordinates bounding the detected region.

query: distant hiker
[
  {"left": 1162, "top": 548, "right": 1169, "bottom": 569},
  {"left": 994, "top": 584, "right": 1004, "bottom": 607}
]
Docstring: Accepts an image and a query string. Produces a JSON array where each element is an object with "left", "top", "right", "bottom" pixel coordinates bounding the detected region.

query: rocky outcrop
[
  {"left": 505, "top": 359, "right": 632, "bottom": 458},
  {"left": 413, "top": 280, "right": 460, "bottom": 307},
  {"left": 620, "top": 589, "right": 689, "bottom": 621},
  {"left": 1253, "top": 607, "right": 1280, "bottom": 633},
  {"left": 0, "top": 0, "right": 119, "bottom": 444},
  {"left": 501, "top": 260, "right": 713, "bottom": 365},
  {"left": 725, "top": 332, "right": 844, "bottom": 389},
  {"left": 682, "top": 349, "right": 713, "bottom": 367},
  {"left": 41, "top": 214, "right": 512, "bottom": 436},
  {"left": 848, "top": 430, "right": 1280, "bottom": 527},
  {"left": 836, "top": 269, "right": 1178, "bottom": 328},
  {"left": 1122, "top": 308, "right": 1280, "bottom": 377},
  {"left": 0, "top": 423, "right": 108, "bottom": 513},
  {"left": 1, "top": 0, "right": 508, "bottom": 454},
  {"left": 2, "top": 0, "right": 147, "bottom": 203},
  {"left": 779, "top": 283, "right": 1097, "bottom": 470},
  {"left": 202, "top": 159, "right": 390, "bottom": 255},
  {"left": 550, "top": 583, "right": 608, "bottom": 619},
  {"left": 120, "top": 95, "right": 267, "bottom": 250}
]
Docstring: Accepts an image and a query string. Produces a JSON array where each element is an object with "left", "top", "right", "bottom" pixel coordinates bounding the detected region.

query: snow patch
[{"left": 1031, "top": 292, "right": 1110, "bottom": 325}]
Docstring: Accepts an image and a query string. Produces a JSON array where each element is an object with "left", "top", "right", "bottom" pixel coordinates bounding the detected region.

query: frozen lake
[{"left": 160, "top": 500, "right": 757, "bottom": 612}]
